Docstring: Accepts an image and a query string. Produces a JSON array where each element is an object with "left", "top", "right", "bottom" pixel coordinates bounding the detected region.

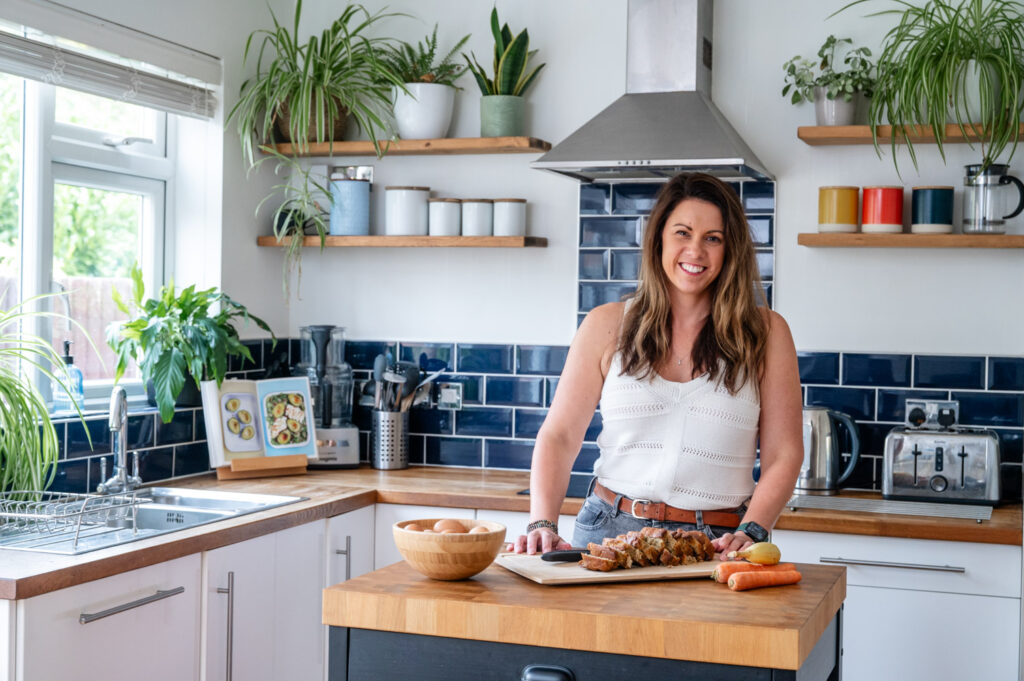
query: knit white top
[{"left": 593, "top": 352, "right": 760, "bottom": 510}]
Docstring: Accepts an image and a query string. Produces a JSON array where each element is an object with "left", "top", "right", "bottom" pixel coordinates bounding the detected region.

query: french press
[{"left": 962, "top": 163, "right": 1024, "bottom": 234}]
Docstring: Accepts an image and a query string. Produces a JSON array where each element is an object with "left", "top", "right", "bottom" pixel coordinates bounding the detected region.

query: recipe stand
[{"left": 215, "top": 454, "right": 309, "bottom": 481}]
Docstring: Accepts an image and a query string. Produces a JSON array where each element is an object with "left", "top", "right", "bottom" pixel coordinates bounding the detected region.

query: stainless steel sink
[{"left": 0, "top": 487, "right": 304, "bottom": 555}]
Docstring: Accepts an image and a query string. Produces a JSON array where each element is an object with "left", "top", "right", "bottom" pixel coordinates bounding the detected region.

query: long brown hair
[{"left": 618, "top": 173, "right": 768, "bottom": 394}]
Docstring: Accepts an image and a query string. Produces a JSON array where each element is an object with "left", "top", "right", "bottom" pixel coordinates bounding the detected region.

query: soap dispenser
[{"left": 52, "top": 340, "right": 84, "bottom": 413}]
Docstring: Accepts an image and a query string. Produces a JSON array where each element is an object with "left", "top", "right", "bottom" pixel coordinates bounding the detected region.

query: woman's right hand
[{"left": 512, "top": 528, "right": 572, "bottom": 554}]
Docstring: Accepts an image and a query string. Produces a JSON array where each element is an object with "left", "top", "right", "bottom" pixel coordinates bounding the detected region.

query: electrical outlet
[
  {"left": 436, "top": 382, "right": 463, "bottom": 410},
  {"left": 355, "top": 380, "right": 376, "bottom": 408}
]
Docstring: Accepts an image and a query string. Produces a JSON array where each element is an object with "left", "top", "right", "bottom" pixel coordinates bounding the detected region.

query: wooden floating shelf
[
  {"left": 798, "top": 233, "right": 1024, "bottom": 248},
  {"left": 270, "top": 136, "right": 551, "bottom": 157},
  {"left": 798, "top": 123, "right": 1024, "bottom": 146},
  {"left": 256, "top": 235, "right": 547, "bottom": 248}
]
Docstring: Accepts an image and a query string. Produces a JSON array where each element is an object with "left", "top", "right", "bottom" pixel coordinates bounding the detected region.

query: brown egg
[
  {"left": 404, "top": 523, "right": 424, "bottom": 532},
  {"left": 421, "top": 529, "right": 436, "bottom": 533},
  {"left": 468, "top": 525, "right": 489, "bottom": 534},
  {"left": 439, "top": 529, "right": 460, "bottom": 534},
  {"left": 433, "top": 518, "right": 466, "bottom": 533}
]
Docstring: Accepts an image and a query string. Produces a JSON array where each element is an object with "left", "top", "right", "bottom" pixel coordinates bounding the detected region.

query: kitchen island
[{"left": 322, "top": 560, "right": 846, "bottom": 680}]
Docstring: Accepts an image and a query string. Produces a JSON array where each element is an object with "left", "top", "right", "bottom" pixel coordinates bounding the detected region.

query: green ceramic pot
[{"left": 480, "top": 95, "right": 524, "bottom": 137}]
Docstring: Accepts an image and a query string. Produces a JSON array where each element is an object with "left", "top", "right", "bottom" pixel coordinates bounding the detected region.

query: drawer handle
[
  {"left": 217, "top": 571, "right": 235, "bottom": 681},
  {"left": 335, "top": 535, "right": 352, "bottom": 581},
  {"left": 819, "top": 556, "right": 966, "bottom": 573},
  {"left": 79, "top": 586, "right": 185, "bottom": 624},
  {"left": 521, "top": 664, "right": 575, "bottom": 681}
]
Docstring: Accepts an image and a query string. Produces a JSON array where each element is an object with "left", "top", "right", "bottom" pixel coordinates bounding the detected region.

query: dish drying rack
[{"left": 0, "top": 490, "right": 151, "bottom": 552}]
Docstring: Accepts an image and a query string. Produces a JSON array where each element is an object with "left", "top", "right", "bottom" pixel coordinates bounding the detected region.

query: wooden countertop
[
  {"left": 322, "top": 559, "right": 846, "bottom": 670},
  {"left": 0, "top": 466, "right": 1017, "bottom": 599}
]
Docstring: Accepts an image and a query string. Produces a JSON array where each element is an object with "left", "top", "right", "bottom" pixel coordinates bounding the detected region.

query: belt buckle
[{"left": 630, "top": 498, "right": 653, "bottom": 519}]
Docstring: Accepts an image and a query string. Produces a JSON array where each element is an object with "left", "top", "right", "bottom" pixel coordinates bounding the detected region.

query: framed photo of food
[
  {"left": 256, "top": 377, "right": 317, "bottom": 458},
  {"left": 220, "top": 392, "right": 262, "bottom": 453}
]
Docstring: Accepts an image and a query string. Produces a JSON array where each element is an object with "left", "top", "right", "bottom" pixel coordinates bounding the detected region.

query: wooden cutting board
[{"left": 494, "top": 552, "right": 719, "bottom": 585}]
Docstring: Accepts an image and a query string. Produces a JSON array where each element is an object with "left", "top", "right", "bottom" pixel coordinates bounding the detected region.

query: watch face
[{"left": 740, "top": 522, "right": 768, "bottom": 543}]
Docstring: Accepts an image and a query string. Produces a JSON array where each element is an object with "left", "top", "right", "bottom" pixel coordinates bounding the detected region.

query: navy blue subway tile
[
  {"left": 484, "top": 439, "right": 534, "bottom": 469},
  {"left": 128, "top": 414, "right": 156, "bottom": 450},
  {"left": 742, "top": 182, "right": 775, "bottom": 212},
  {"left": 841, "top": 452, "right": 876, "bottom": 490},
  {"left": 228, "top": 340, "right": 263, "bottom": 372},
  {"left": 993, "top": 429, "right": 1023, "bottom": 464},
  {"left": 457, "top": 344, "right": 513, "bottom": 374},
  {"left": 579, "top": 250, "right": 609, "bottom": 279},
  {"left": 174, "top": 442, "right": 211, "bottom": 477},
  {"left": 914, "top": 355, "right": 985, "bottom": 389},
  {"left": 194, "top": 409, "right": 206, "bottom": 442},
  {"left": 437, "top": 374, "right": 483, "bottom": 404},
  {"left": 952, "top": 391, "right": 1024, "bottom": 427},
  {"left": 573, "top": 443, "right": 601, "bottom": 473},
  {"left": 579, "top": 282, "right": 637, "bottom": 312},
  {"left": 580, "top": 183, "right": 610, "bottom": 215},
  {"left": 546, "top": 378, "right": 559, "bottom": 407},
  {"left": 856, "top": 423, "right": 894, "bottom": 458},
  {"left": 805, "top": 386, "right": 875, "bottom": 421},
  {"left": 353, "top": 404, "right": 373, "bottom": 431},
  {"left": 755, "top": 251, "right": 773, "bottom": 281},
  {"left": 612, "top": 183, "right": 663, "bottom": 215},
  {"left": 583, "top": 412, "right": 603, "bottom": 442},
  {"left": 517, "top": 345, "right": 569, "bottom": 376},
  {"left": 136, "top": 447, "right": 174, "bottom": 483},
  {"left": 876, "top": 389, "right": 949, "bottom": 423},
  {"left": 407, "top": 435, "right": 425, "bottom": 465},
  {"left": 1000, "top": 464, "right": 1022, "bottom": 502},
  {"left": 344, "top": 341, "right": 397, "bottom": 371},
  {"left": 400, "top": 343, "right": 454, "bottom": 371},
  {"left": 580, "top": 217, "right": 642, "bottom": 247},
  {"left": 288, "top": 338, "right": 302, "bottom": 367},
  {"left": 748, "top": 216, "right": 773, "bottom": 246},
  {"left": 610, "top": 250, "right": 642, "bottom": 280},
  {"left": 843, "top": 353, "right": 912, "bottom": 387},
  {"left": 359, "top": 432, "right": 370, "bottom": 463},
  {"left": 455, "top": 407, "right": 513, "bottom": 437},
  {"left": 409, "top": 408, "right": 453, "bottom": 435},
  {"left": 263, "top": 339, "right": 291, "bottom": 378},
  {"left": 425, "top": 437, "right": 482, "bottom": 467},
  {"left": 515, "top": 409, "right": 547, "bottom": 439},
  {"left": 49, "top": 459, "right": 89, "bottom": 494},
  {"left": 577, "top": 314, "right": 587, "bottom": 328},
  {"left": 762, "top": 283, "right": 772, "bottom": 308},
  {"left": 156, "top": 409, "right": 194, "bottom": 446},
  {"left": 67, "top": 418, "right": 111, "bottom": 458},
  {"left": 45, "top": 421, "right": 66, "bottom": 460},
  {"left": 988, "top": 357, "right": 1024, "bottom": 391},
  {"left": 798, "top": 352, "right": 840, "bottom": 385}
]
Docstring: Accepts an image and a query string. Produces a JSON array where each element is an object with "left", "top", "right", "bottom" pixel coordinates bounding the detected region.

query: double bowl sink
[{"left": 0, "top": 487, "right": 304, "bottom": 555}]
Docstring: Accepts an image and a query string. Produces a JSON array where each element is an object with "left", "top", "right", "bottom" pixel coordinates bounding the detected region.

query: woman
[{"left": 514, "top": 172, "right": 803, "bottom": 558}]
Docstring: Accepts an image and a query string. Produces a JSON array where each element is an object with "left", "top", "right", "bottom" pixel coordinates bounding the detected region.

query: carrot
[
  {"left": 727, "top": 569, "right": 802, "bottom": 591},
  {"left": 711, "top": 562, "right": 796, "bottom": 584}
]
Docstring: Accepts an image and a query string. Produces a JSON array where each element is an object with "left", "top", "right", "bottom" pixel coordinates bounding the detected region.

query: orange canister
[
  {"left": 817, "top": 186, "right": 859, "bottom": 233},
  {"left": 862, "top": 186, "right": 904, "bottom": 233}
]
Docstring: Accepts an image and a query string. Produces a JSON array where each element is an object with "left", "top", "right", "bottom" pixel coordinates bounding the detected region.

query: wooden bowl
[{"left": 392, "top": 518, "right": 507, "bottom": 580}]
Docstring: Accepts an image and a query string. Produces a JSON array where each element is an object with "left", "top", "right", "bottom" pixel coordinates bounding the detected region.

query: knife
[{"left": 540, "top": 548, "right": 587, "bottom": 562}]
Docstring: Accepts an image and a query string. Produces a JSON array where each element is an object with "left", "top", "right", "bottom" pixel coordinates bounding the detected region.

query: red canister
[{"left": 862, "top": 186, "right": 904, "bottom": 233}]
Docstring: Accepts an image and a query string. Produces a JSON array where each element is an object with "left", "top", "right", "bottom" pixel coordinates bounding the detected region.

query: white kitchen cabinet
[
  {"left": 202, "top": 521, "right": 324, "bottom": 681},
  {"left": 374, "top": 503, "right": 476, "bottom": 569},
  {"left": 17, "top": 554, "right": 201, "bottom": 681},
  {"left": 477, "top": 510, "right": 581, "bottom": 546},
  {"left": 326, "top": 506, "right": 374, "bottom": 585},
  {"left": 773, "top": 529, "right": 1021, "bottom": 681}
]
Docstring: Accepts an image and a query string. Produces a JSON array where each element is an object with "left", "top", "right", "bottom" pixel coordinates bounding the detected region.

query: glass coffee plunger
[{"left": 962, "top": 163, "right": 1024, "bottom": 234}]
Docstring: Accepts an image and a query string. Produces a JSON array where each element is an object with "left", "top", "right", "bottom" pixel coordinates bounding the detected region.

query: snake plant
[{"left": 463, "top": 7, "right": 546, "bottom": 96}]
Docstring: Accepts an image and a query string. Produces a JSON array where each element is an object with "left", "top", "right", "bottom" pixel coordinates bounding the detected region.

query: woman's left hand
[{"left": 712, "top": 531, "right": 753, "bottom": 558}]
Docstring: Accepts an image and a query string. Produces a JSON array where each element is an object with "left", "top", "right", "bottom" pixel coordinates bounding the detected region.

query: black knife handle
[{"left": 540, "top": 549, "right": 586, "bottom": 562}]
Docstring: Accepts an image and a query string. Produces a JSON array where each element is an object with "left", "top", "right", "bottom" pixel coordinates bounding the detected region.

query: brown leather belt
[{"left": 593, "top": 481, "right": 742, "bottom": 528}]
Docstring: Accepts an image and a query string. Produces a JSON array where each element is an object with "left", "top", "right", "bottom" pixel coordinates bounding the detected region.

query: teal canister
[
  {"left": 910, "top": 186, "right": 954, "bottom": 234},
  {"left": 329, "top": 167, "right": 371, "bottom": 236}
]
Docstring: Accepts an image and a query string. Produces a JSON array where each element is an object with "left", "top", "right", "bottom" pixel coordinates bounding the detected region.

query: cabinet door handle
[
  {"left": 79, "top": 586, "right": 185, "bottom": 624},
  {"left": 217, "top": 571, "right": 235, "bottom": 681},
  {"left": 819, "top": 556, "right": 966, "bottom": 573},
  {"left": 335, "top": 535, "right": 352, "bottom": 581}
]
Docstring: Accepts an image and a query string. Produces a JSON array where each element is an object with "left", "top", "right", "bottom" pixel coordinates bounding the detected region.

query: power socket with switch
[{"left": 436, "top": 382, "right": 463, "bottom": 410}]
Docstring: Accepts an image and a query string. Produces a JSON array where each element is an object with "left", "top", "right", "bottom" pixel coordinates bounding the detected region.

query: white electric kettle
[{"left": 794, "top": 407, "right": 860, "bottom": 495}]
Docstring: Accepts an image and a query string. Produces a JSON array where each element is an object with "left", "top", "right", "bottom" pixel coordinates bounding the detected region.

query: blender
[{"left": 297, "top": 325, "right": 359, "bottom": 468}]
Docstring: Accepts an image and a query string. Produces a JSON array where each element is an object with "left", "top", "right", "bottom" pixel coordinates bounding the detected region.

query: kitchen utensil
[
  {"left": 495, "top": 552, "right": 719, "bottom": 585},
  {"left": 382, "top": 370, "right": 406, "bottom": 411},
  {"left": 963, "top": 163, "right": 1024, "bottom": 234},
  {"left": 794, "top": 407, "right": 860, "bottom": 496},
  {"left": 371, "top": 409, "right": 409, "bottom": 469},
  {"left": 418, "top": 354, "right": 448, "bottom": 372},
  {"left": 541, "top": 548, "right": 587, "bottom": 562},
  {"left": 393, "top": 518, "right": 507, "bottom": 580},
  {"left": 297, "top": 325, "right": 359, "bottom": 468},
  {"left": 372, "top": 354, "right": 386, "bottom": 410}
]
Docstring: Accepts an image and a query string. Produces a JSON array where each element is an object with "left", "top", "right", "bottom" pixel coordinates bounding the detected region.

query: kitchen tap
[{"left": 96, "top": 386, "right": 142, "bottom": 495}]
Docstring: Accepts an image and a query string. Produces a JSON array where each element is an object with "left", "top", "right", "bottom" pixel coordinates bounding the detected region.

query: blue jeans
[{"left": 571, "top": 483, "right": 746, "bottom": 548}]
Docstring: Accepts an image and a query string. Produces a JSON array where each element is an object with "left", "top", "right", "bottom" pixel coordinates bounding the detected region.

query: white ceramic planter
[
  {"left": 392, "top": 83, "right": 456, "bottom": 140},
  {"left": 814, "top": 87, "right": 858, "bottom": 126}
]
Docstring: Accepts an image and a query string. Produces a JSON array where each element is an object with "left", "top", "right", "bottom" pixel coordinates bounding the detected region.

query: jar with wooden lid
[
  {"left": 493, "top": 198, "right": 526, "bottom": 236},
  {"left": 428, "top": 198, "right": 462, "bottom": 236},
  {"left": 461, "top": 199, "right": 494, "bottom": 236},
  {"left": 385, "top": 186, "right": 429, "bottom": 236}
]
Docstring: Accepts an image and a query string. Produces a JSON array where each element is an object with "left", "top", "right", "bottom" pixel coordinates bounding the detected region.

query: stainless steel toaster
[{"left": 882, "top": 427, "right": 1001, "bottom": 504}]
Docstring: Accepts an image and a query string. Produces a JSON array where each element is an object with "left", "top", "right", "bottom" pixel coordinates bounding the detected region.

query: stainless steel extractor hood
[{"left": 532, "top": 0, "right": 772, "bottom": 182}]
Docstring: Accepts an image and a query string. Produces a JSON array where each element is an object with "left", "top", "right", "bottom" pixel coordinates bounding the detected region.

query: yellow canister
[{"left": 818, "top": 186, "right": 859, "bottom": 233}]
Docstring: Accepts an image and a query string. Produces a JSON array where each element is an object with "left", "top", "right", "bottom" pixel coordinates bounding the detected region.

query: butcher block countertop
[
  {"left": 0, "top": 466, "right": 1017, "bottom": 599},
  {"left": 322, "top": 559, "right": 846, "bottom": 670}
]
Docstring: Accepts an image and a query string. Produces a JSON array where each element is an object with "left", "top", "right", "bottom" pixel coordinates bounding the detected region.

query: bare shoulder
[
  {"left": 759, "top": 308, "right": 794, "bottom": 346},
  {"left": 574, "top": 302, "right": 626, "bottom": 373},
  {"left": 580, "top": 301, "right": 626, "bottom": 337}
]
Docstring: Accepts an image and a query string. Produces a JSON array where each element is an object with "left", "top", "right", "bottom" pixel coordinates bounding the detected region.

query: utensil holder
[{"left": 371, "top": 410, "right": 409, "bottom": 470}]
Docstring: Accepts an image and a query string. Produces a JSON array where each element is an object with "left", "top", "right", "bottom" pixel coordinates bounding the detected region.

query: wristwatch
[{"left": 735, "top": 521, "right": 769, "bottom": 543}]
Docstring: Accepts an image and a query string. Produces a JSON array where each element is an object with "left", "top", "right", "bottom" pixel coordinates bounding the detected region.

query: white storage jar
[
  {"left": 461, "top": 199, "right": 494, "bottom": 236},
  {"left": 384, "top": 186, "right": 429, "bottom": 236},
  {"left": 493, "top": 198, "right": 526, "bottom": 236},
  {"left": 428, "top": 198, "right": 462, "bottom": 236}
]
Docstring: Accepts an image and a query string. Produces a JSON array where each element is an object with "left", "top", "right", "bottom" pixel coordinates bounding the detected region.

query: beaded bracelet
[{"left": 526, "top": 519, "right": 558, "bottom": 534}]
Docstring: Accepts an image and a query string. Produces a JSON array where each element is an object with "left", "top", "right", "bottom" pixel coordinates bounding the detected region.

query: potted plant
[
  {"left": 107, "top": 265, "right": 275, "bottom": 423},
  {"left": 227, "top": 1, "right": 405, "bottom": 165},
  {"left": 842, "top": 0, "right": 1024, "bottom": 171},
  {"left": 464, "top": 7, "right": 546, "bottom": 137},
  {"left": 782, "top": 35, "right": 875, "bottom": 126},
  {"left": 381, "top": 25, "right": 471, "bottom": 139}
]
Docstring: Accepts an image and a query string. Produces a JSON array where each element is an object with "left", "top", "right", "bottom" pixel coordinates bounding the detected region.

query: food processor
[{"left": 296, "top": 325, "right": 359, "bottom": 468}]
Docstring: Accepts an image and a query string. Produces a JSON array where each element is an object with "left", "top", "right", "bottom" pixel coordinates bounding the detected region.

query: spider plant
[
  {"left": 228, "top": 1, "right": 406, "bottom": 165},
  {"left": 839, "top": 0, "right": 1024, "bottom": 172}
]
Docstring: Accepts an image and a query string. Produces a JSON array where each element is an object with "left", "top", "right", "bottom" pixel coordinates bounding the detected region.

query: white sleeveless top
[{"left": 593, "top": 352, "right": 761, "bottom": 510}]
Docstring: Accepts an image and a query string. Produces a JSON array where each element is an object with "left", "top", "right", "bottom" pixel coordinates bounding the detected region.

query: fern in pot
[
  {"left": 381, "top": 25, "right": 471, "bottom": 139},
  {"left": 782, "top": 35, "right": 875, "bottom": 126}
]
